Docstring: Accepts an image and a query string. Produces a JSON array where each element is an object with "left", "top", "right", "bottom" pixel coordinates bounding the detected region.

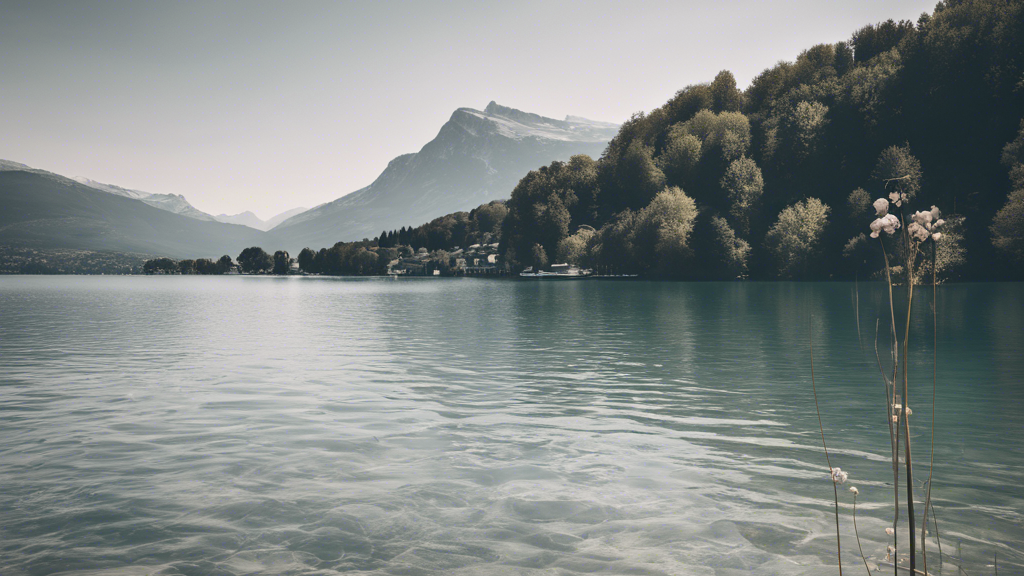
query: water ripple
[{"left": 0, "top": 277, "right": 1021, "bottom": 575}]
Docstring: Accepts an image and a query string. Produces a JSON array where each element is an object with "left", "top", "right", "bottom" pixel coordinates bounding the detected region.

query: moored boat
[{"left": 519, "top": 263, "right": 592, "bottom": 278}]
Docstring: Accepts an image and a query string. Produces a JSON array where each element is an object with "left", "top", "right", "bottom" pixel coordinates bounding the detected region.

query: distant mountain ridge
[
  {"left": 271, "top": 101, "right": 618, "bottom": 251},
  {"left": 70, "top": 177, "right": 217, "bottom": 222},
  {"left": 0, "top": 160, "right": 221, "bottom": 222},
  {"left": 215, "top": 207, "right": 308, "bottom": 231},
  {"left": 0, "top": 101, "right": 618, "bottom": 257},
  {"left": 0, "top": 169, "right": 274, "bottom": 258},
  {"left": 1, "top": 160, "right": 306, "bottom": 233}
]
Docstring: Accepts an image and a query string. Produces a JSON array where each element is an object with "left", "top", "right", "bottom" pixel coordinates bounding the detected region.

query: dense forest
[{"left": 486, "top": 0, "right": 1023, "bottom": 280}]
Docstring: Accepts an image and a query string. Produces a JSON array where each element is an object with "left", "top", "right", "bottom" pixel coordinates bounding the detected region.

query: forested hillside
[{"left": 494, "top": 0, "right": 1024, "bottom": 280}]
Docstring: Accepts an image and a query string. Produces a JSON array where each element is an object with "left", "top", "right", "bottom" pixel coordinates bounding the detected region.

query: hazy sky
[{"left": 1, "top": 0, "right": 937, "bottom": 219}]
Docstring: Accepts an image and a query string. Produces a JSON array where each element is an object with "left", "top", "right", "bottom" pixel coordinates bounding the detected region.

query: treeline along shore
[
  {"left": 8, "top": 1, "right": 1023, "bottom": 280},
  {"left": 150, "top": 2, "right": 1023, "bottom": 281}
]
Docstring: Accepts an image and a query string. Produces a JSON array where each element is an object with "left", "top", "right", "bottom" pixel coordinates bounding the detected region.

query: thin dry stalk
[
  {"left": 900, "top": 216, "right": 916, "bottom": 575},
  {"left": 922, "top": 243, "right": 937, "bottom": 576},
  {"left": 930, "top": 499, "right": 942, "bottom": 568},
  {"left": 855, "top": 274, "right": 863, "bottom": 348},
  {"left": 881, "top": 241, "right": 902, "bottom": 575},
  {"left": 852, "top": 493, "right": 872, "bottom": 576},
  {"left": 809, "top": 321, "right": 842, "bottom": 575}
]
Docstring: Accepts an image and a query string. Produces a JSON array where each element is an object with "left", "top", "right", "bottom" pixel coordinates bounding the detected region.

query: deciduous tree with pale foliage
[{"left": 765, "top": 198, "right": 831, "bottom": 278}]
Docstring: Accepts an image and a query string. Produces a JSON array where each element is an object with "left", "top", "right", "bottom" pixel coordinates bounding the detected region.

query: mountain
[
  {"left": 0, "top": 160, "right": 219, "bottom": 223},
  {"left": 215, "top": 207, "right": 308, "bottom": 231},
  {"left": 271, "top": 102, "right": 618, "bottom": 251},
  {"left": 69, "top": 177, "right": 217, "bottom": 222},
  {"left": 0, "top": 169, "right": 274, "bottom": 259},
  {"left": 214, "top": 211, "right": 265, "bottom": 229}
]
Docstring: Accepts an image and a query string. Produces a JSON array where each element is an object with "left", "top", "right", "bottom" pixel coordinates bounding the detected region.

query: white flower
[
  {"left": 932, "top": 232, "right": 942, "bottom": 241},
  {"left": 892, "top": 414, "right": 899, "bottom": 423},
  {"left": 869, "top": 219, "right": 884, "bottom": 238},
  {"left": 849, "top": 486, "right": 859, "bottom": 495},
  {"left": 873, "top": 198, "right": 890, "bottom": 217},
  {"left": 831, "top": 467, "right": 848, "bottom": 484},
  {"left": 886, "top": 527, "right": 895, "bottom": 536},
  {"left": 888, "top": 191, "right": 904, "bottom": 207},
  {"left": 905, "top": 407, "right": 912, "bottom": 416},
  {"left": 909, "top": 221, "right": 931, "bottom": 242},
  {"left": 930, "top": 205, "right": 942, "bottom": 222},
  {"left": 912, "top": 210, "right": 933, "bottom": 227},
  {"left": 870, "top": 213, "right": 901, "bottom": 238},
  {"left": 935, "top": 219, "right": 945, "bottom": 227}
]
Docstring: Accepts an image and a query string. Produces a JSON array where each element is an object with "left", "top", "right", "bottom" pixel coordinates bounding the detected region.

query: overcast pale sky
[{"left": 1, "top": 0, "right": 937, "bottom": 219}]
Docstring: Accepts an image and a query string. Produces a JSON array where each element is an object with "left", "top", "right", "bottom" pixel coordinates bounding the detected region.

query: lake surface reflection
[{"left": 1, "top": 277, "right": 1021, "bottom": 575}]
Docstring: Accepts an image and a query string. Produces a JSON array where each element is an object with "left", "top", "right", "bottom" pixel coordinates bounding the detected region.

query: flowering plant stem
[
  {"left": 900, "top": 216, "right": 917, "bottom": 575},
  {"left": 880, "top": 242, "right": 902, "bottom": 575},
  {"left": 809, "top": 322, "right": 842, "bottom": 575},
  {"left": 921, "top": 241, "right": 937, "bottom": 575},
  {"left": 852, "top": 493, "right": 872, "bottom": 576}
]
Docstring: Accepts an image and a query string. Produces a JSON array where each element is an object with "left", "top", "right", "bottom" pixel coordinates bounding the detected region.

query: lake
[{"left": 1, "top": 276, "right": 1021, "bottom": 575}]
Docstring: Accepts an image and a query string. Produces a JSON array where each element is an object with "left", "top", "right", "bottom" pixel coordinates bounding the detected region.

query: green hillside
[
  {"left": 0, "top": 170, "right": 276, "bottom": 259},
  {"left": 493, "top": 0, "right": 1024, "bottom": 280}
]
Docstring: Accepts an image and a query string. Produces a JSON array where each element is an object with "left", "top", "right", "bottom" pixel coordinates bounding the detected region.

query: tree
[
  {"left": 178, "top": 259, "right": 196, "bottom": 275},
  {"left": 555, "top": 226, "right": 596, "bottom": 266},
  {"left": 354, "top": 248, "right": 379, "bottom": 275},
  {"left": 764, "top": 198, "right": 832, "bottom": 278},
  {"left": 195, "top": 258, "right": 219, "bottom": 275},
  {"left": 991, "top": 190, "right": 1024, "bottom": 262},
  {"left": 595, "top": 210, "right": 640, "bottom": 274},
  {"left": 679, "top": 109, "right": 751, "bottom": 164},
  {"left": 472, "top": 201, "right": 509, "bottom": 238},
  {"left": 846, "top": 188, "right": 872, "bottom": 219},
  {"left": 929, "top": 215, "right": 968, "bottom": 282},
  {"left": 635, "top": 186, "right": 698, "bottom": 275},
  {"left": 842, "top": 233, "right": 877, "bottom": 279},
  {"left": 872, "top": 143, "right": 922, "bottom": 202},
  {"left": 786, "top": 101, "right": 830, "bottom": 160},
  {"left": 273, "top": 250, "right": 291, "bottom": 275},
  {"left": 720, "top": 157, "right": 764, "bottom": 236},
  {"left": 658, "top": 130, "right": 702, "bottom": 185},
  {"left": 709, "top": 70, "right": 743, "bottom": 113},
  {"left": 851, "top": 19, "right": 915, "bottom": 63},
  {"left": 834, "top": 41, "right": 854, "bottom": 76},
  {"left": 530, "top": 243, "right": 549, "bottom": 269},
  {"left": 615, "top": 141, "right": 666, "bottom": 209},
  {"left": 237, "top": 247, "right": 273, "bottom": 273},
  {"left": 298, "top": 248, "right": 317, "bottom": 273},
  {"left": 217, "top": 255, "right": 234, "bottom": 274},
  {"left": 143, "top": 258, "right": 178, "bottom": 274},
  {"left": 709, "top": 215, "right": 750, "bottom": 278}
]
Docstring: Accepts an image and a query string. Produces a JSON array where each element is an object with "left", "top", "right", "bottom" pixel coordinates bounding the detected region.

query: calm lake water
[{"left": 0, "top": 277, "right": 1021, "bottom": 576}]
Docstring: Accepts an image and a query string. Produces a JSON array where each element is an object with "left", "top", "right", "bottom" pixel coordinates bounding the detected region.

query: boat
[{"left": 519, "top": 263, "right": 592, "bottom": 279}]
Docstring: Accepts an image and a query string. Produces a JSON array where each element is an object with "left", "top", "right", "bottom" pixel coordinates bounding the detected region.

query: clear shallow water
[{"left": 0, "top": 276, "right": 1021, "bottom": 576}]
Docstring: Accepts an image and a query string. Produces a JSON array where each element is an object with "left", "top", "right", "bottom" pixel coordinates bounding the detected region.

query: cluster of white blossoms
[
  {"left": 849, "top": 486, "right": 859, "bottom": 496},
  {"left": 870, "top": 197, "right": 946, "bottom": 243},
  {"left": 886, "top": 527, "right": 895, "bottom": 536},
  {"left": 908, "top": 206, "right": 944, "bottom": 243},
  {"left": 892, "top": 404, "right": 913, "bottom": 423},
  {"left": 831, "top": 467, "right": 849, "bottom": 484},
  {"left": 870, "top": 198, "right": 902, "bottom": 238}
]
